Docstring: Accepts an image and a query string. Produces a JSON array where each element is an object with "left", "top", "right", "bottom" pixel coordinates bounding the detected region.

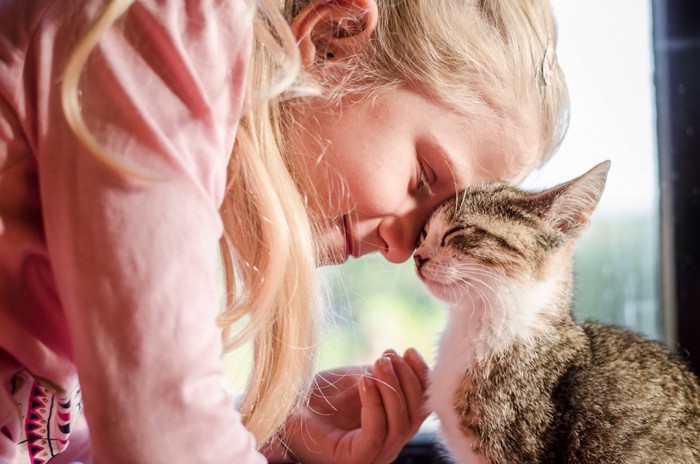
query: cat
[{"left": 416, "top": 161, "right": 700, "bottom": 464}]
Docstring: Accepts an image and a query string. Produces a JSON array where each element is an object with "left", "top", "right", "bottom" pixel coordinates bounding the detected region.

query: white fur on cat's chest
[
  {"left": 427, "top": 280, "right": 558, "bottom": 464},
  {"left": 428, "top": 308, "right": 484, "bottom": 464}
]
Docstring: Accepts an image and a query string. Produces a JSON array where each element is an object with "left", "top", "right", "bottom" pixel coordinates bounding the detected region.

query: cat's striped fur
[{"left": 417, "top": 161, "right": 700, "bottom": 464}]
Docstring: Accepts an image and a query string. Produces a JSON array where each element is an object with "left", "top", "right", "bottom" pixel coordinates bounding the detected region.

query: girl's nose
[
  {"left": 377, "top": 212, "right": 427, "bottom": 264},
  {"left": 376, "top": 192, "right": 450, "bottom": 263}
]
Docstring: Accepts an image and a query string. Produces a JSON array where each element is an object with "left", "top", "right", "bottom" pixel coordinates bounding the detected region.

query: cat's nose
[{"left": 414, "top": 253, "right": 429, "bottom": 270}]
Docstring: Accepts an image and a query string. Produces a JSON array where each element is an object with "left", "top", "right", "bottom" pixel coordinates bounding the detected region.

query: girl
[{"left": 0, "top": 0, "right": 568, "bottom": 462}]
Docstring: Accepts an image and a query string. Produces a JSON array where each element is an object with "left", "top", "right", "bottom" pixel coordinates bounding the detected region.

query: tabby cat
[{"left": 416, "top": 161, "right": 700, "bottom": 464}]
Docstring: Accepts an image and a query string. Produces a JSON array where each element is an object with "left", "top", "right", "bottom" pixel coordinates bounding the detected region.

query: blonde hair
[
  {"left": 218, "top": 0, "right": 321, "bottom": 445},
  {"left": 285, "top": 0, "right": 569, "bottom": 181},
  {"left": 62, "top": 0, "right": 569, "bottom": 449}
]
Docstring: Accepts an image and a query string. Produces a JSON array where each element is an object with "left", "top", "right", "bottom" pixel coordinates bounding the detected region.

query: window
[{"left": 520, "top": 1, "right": 660, "bottom": 340}]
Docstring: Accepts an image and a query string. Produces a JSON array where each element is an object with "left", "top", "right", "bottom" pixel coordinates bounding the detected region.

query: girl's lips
[{"left": 343, "top": 215, "right": 358, "bottom": 258}]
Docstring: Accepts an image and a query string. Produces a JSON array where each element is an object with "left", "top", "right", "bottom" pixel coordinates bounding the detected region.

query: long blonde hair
[
  {"left": 218, "top": 0, "right": 321, "bottom": 445},
  {"left": 62, "top": 0, "right": 570, "bottom": 448}
]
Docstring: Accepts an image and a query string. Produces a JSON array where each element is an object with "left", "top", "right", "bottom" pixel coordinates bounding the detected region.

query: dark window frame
[{"left": 653, "top": 0, "right": 700, "bottom": 377}]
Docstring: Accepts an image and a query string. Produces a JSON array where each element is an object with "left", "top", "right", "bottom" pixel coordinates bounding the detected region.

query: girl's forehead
[
  {"left": 294, "top": 84, "right": 537, "bottom": 191},
  {"left": 400, "top": 88, "right": 539, "bottom": 187},
  {"left": 424, "top": 115, "right": 535, "bottom": 190}
]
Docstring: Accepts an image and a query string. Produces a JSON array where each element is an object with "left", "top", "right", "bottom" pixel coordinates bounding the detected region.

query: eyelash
[
  {"left": 419, "top": 227, "right": 428, "bottom": 241},
  {"left": 417, "top": 163, "right": 432, "bottom": 194}
]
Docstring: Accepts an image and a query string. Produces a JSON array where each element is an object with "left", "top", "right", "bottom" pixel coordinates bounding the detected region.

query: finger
[
  {"left": 375, "top": 356, "right": 411, "bottom": 462},
  {"left": 313, "top": 367, "right": 369, "bottom": 418},
  {"left": 384, "top": 350, "right": 430, "bottom": 428},
  {"left": 356, "top": 375, "right": 387, "bottom": 460},
  {"left": 404, "top": 347, "right": 431, "bottom": 391},
  {"left": 375, "top": 355, "right": 408, "bottom": 422}
]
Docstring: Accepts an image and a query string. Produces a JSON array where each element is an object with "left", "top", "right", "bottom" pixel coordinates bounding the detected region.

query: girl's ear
[{"left": 290, "top": 0, "right": 378, "bottom": 70}]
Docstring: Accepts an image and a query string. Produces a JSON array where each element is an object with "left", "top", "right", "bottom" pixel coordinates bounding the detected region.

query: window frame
[{"left": 653, "top": 0, "right": 700, "bottom": 377}]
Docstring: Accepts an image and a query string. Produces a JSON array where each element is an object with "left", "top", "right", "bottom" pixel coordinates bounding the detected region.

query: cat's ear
[
  {"left": 530, "top": 161, "right": 611, "bottom": 237},
  {"left": 290, "top": 0, "right": 378, "bottom": 70}
]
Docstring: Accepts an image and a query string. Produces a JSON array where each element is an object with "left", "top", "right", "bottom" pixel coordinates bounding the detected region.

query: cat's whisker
[
  {"left": 452, "top": 262, "right": 502, "bottom": 279},
  {"left": 453, "top": 278, "right": 493, "bottom": 318},
  {"left": 458, "top": 272, "right": 504, "bottom": 302},
  {"left": 458, "top": 273, "right": 511, "bottom": 332}
]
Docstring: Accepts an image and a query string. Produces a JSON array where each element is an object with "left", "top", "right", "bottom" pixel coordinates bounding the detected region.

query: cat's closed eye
[{"left": 441, "top": 226, "right": 468, "bottom": 247}]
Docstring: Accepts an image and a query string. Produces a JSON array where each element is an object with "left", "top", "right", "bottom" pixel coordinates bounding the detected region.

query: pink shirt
[{"left": 0, "top": 0, "right": 266, "bottom": 462}]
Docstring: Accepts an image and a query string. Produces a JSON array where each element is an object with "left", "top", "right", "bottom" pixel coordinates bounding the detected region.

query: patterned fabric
[{"left": 12, "top": 371, "right": 82, "bottom": 464}]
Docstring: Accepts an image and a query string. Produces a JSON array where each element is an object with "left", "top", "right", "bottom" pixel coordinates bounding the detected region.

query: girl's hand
[{"left": 281, "top": 348, "right": 431, "bottom": 464}]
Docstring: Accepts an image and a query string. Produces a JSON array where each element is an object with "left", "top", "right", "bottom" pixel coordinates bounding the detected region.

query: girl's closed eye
[
  {"left": 416, "top": 157, "right": 435, "bottom": 195},
  {"left": 417, "top": 226, "right": 428, "bottom": 246}
]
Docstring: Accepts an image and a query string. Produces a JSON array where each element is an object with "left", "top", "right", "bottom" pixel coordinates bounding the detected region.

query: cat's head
[{"left": 414, "top": 161, "right": 610, "bottom": 304}]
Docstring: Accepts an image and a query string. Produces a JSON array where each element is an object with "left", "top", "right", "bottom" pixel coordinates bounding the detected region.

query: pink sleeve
[{"left": 28, "top": 0, "right": 265, "bottom": 462}]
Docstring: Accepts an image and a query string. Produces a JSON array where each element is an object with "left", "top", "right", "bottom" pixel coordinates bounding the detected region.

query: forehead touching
[
  {"left": 428, "top": 101, "right": 540, "bottom": 192},
  {"left": 424, "top": 95, "right": 554, "bottom": 189}
]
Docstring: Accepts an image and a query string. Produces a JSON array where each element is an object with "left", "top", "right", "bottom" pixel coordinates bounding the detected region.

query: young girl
[{"left": 0, "top": 0, "right": 568, "bottom": 462}]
